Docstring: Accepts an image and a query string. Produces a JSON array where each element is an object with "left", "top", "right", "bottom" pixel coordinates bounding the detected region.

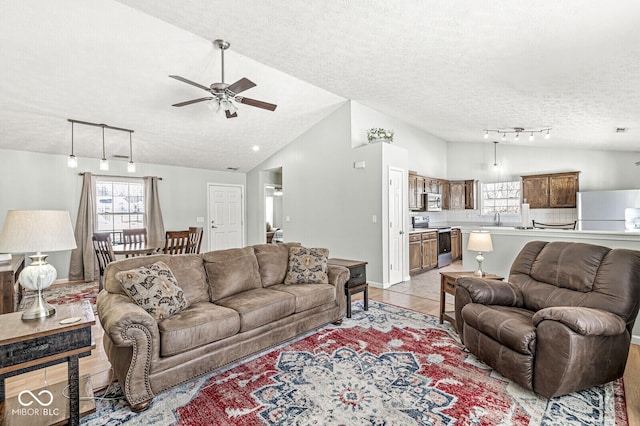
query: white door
[
  {"left": 388, "top": 168, "right": 404, "bottom": 284},
  {"left": 208, "top": 184, "right": 244, "bottom": 251}
]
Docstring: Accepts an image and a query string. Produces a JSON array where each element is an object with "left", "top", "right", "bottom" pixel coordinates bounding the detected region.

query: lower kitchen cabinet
[
  {"left": 451, "top": 228, "right": 461, "bottom": 261},
  {"left": 410, "top": 231, "right": 438, "bottom": 275}
]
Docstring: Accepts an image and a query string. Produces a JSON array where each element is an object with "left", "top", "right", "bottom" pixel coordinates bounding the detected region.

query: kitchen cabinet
[
  {"left": 464, "top": 180, "right": 476, "bottom": 209},
  {"left": 522, "top": 172, "right": 580, "bottom": 208},
  {"left": 409, "top": 231, "right": 438, "bottom": 275},
  {"left": 449, "top": 181, "right": 465, "bottom": 210},
  {"left": 451, "top": 228, "right": 462, "bottom": 261},
  {"left": 409, "top": 173, "right": 425, "bottom": 211},
  {"left": 440, "top": 180, "right": 450, "bottom": 210}
]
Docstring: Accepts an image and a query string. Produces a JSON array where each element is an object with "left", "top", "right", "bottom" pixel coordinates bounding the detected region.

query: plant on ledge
[{"left": 367, "top": 128, "right": 394, "bottom": 143}]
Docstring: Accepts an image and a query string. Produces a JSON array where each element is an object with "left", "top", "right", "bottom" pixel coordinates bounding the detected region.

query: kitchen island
[{"left": 460, "top": 226, "right": 640, "bottom": 343}]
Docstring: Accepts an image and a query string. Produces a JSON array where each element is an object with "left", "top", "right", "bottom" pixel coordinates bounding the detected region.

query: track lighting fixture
[
  {"left": 67, "top": 119, "right": 135, "bottom": 171},
  {"left": 67, "top": 122, "right": 78, "bottom": 168},
  {"left": 127, "top": 131, "right": 136, "bottom": 173},
  {"left": 483, "top": 127, "right": 551, "bottom": 142}
]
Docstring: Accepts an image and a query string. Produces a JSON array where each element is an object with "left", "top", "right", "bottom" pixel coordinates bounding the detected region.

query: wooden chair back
[
  {"left": 93, "top": 232, "right": 115, "bottom": 290},
  {"left": 163, "top": 230, "right": 191, "bottom": 255},
  {"left": 187, "top": 227, "right": 204, "bottom": 254},
  {"left": 123, "top": 228, "right": 147, "bottom": 244}
]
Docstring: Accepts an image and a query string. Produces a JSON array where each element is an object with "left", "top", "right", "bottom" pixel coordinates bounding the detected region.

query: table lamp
[
  {"left": 0, "top": 210, "right": 77, "bottom": 319},
  {"left": 467, "top": 230, "right": 493, "bottom": 277}
]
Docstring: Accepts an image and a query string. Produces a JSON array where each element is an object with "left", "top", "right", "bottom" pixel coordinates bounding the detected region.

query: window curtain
[
  {"left": 144, "top": 176, "right": 165, "bottom": 243},
  {"left": 69, "top": 172, "right": 97, "bottom": 282}
]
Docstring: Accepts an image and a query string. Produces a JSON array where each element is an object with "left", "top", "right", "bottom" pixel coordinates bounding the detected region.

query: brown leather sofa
[
  {"left": 97, "top": 242, "right": 349, "bottom": 411},
  {"left": 455, "top": 240, "right": 640, "bottom": 398}
]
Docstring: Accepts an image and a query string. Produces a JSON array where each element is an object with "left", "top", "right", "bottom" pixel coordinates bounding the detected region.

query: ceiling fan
[{"left": 169, "top": 39, "right": 277, "bottom": 118}]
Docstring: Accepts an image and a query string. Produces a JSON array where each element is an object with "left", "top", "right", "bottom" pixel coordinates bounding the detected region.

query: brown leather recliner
[{"left": 455, "top": 240, "right": 640, "bottom": 398}]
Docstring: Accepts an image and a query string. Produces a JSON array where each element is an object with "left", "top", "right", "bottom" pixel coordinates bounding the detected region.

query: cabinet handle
[{"left": 353, "top": 273, "right": 363, "bottom": 279}]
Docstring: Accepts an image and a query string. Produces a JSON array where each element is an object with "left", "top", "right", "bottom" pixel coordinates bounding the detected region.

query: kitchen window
[
  {"left": 481, "top": 181, "right": 521, "bottom": 215},
  {"left": 95, "top": 177, "right": 145, "bottom": 243}
]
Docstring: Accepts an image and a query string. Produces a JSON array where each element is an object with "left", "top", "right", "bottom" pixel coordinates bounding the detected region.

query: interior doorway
[
  {"left": 207, "top": 183, "right": 244, "bottom": 251},
  {"left": 263, "top": 167, "right": 283, "bottom": 243}
]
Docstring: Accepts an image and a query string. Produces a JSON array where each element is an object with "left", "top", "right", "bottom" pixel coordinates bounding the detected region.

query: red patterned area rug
[
  {"left": 83, "top": 301, "right": 627, "bottom": 425},
  {"left": 19, "top": 281, "right": 99, "bottom": 313}
]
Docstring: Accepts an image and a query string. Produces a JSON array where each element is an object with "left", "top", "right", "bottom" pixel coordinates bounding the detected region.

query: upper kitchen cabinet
[
  {"left": 440, "top": 180, "right": 450, "bottom": 210},
  {"left": 449, "top": 180, "right": 476, "bottom": 210},
  {"left": 409, "top": 172, "right": 425, "bottom": 211},
  {"left": 521, "top": 172, "right": 580, "bottom": 208}
]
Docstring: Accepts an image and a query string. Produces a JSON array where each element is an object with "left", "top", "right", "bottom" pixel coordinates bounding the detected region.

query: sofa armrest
[
  {"left": 97, "top": 290, "right": 160, "bottom": 346},
  {"left": 533, "top": 307, "right": 626, "bottom": 336},
  {"left": 328, "top": 265, "right": 349, "bottom": 319},
  {"left": 456, "top": 277, "right": 523, "bottom": 306}
]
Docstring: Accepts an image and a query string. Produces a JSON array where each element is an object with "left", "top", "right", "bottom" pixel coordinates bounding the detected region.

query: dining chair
[
  {"left": 187, "top": 227, "right": 204, "bottom": 254},
  {"left": 93, "top": 232, "right": 115, "bottom": 291},
  {"left": 163, "top": 230, "right": 191, "bottom": 255},
  {"left": 122, "top": 228, "right": 148, "bottom": 257}
]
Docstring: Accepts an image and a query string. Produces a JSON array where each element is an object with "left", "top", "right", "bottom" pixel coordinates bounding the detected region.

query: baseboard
[
  {"left": 632, "top": 335, "right": 640, "bottom": 346},
  {"left": 367, "top": 281, "right": 385, "bottom": 289}
]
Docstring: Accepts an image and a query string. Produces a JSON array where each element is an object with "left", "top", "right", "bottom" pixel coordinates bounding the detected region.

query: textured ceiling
[{"left": 2, "top": 1, "right": 640, "bottom": 173}]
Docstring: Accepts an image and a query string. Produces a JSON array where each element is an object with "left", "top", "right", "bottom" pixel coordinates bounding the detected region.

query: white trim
[{"left": 632, "top": 335, "right": 640, "bottom": 345}]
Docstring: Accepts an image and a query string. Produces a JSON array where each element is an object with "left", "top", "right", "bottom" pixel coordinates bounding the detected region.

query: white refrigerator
[{"left": 577, "top": 190, "right": 640, "bottom": 231}]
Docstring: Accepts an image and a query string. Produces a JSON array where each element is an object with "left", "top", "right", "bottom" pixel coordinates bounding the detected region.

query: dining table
[{"left": 111, "top": 241, "right": 165, "bottom": 256}]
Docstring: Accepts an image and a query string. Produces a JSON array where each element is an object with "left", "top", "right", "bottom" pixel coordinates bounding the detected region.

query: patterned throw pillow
[
  {"left": 116, "top": 261, "right": 189, "bottom": 321},
  {"left": 284, "top": 246, "right": 330, "bottom": 284}
]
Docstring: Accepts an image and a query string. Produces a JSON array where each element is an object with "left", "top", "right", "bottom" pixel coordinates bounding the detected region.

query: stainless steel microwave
[{"left": 426, "top": 193, "right": 442, "bottom": 211}]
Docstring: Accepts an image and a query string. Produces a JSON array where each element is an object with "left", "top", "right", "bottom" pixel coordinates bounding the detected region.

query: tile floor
[{"left": 387, "top": 260, "right": 463, "bottom": 305}]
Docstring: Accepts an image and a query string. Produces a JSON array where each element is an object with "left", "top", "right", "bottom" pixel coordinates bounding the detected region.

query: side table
[
  {"left": 0, "top": 301, "right": 95, "bottom": 425},
  {"left": 0, "top": 255, "right": 25, "bottom": 314},
  {"left": 439, "top": 271, "right": 503, "bottom": 329},
  {"left": 328, "top": 258, "right": 368, "bottom": 318}
]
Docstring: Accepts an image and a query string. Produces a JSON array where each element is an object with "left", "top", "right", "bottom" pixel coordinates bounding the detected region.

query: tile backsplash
[{"left": 423, "top": 208, "right": 577, "bottom": 226}]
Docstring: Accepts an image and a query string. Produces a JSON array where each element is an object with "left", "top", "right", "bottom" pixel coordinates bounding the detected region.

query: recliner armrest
[
  {"left": 533, "top": 307, "right": 626, "bottom": 336},
  {"left": 456, "top": 277, "right": 523, "bottom": 307}
]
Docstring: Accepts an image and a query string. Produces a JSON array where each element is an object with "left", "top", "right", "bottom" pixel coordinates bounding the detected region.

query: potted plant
[{"left": 367, "top": 128, "right": 394, "bottom": 143}]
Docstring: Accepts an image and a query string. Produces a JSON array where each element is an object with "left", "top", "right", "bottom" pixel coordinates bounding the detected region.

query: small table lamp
[
  {"left": 467, "top": 230, "right": 493, "bottom": 277},
  {"left": 0, "top": 210, "right": 77, "bottom": 319}
]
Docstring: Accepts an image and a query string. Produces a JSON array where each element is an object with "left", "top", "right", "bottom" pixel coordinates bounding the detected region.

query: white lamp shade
[
  {"left": 467, "top": 230, "right": 493, "bottom": 252},
  {"left": 0, "top": 210, "right": 77, "bottom": 253}
]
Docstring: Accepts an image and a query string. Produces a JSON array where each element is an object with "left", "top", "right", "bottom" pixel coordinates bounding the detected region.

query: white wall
[
  {"left": 447, "top": 142, "right": 640, "bottom": 190},
  {"left": 0, "top": 148, "right": 244, "bottom": 279}
]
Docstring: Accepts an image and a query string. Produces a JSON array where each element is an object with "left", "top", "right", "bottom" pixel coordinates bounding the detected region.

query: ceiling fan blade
[
  {"left": 225, "top": 110, "right": 238, "bottom": 119},
  {"left": 237, "top": 97, "right": 277, "bottom": 111},
  {"left": 172, "top": 97, "right": 213, "bottom": 107},
  {"left": 169, "top": 75, "right": 210, "bottom": 91},
  {"left": 227, "top": 78, "right": 256, "bottom": 95}
]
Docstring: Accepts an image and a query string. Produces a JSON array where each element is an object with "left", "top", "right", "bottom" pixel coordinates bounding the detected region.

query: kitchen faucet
[{"left": 494, "top": 212, "right": 501, "bottom": 226}]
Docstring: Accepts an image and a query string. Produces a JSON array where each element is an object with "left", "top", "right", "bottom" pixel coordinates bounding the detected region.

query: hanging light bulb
[
  {"left": 67, "top": 122, "right": 78, "bottom": 168},
  {"left": 99, "top": 125, "right": 109, "bottom": 171},
  {"left": 483, "top": 130, "right": 489, "bottom": 139},
  {"left": 501, "top": 133, "right": 506, "bottom": 141},
  {"left": 127, "top": 131, "right": 136, "bottom": 173},
  {"left": 514, "top": 132, "right": 520, "bottom": 141},
  {"left": 529, "top": 132, "right": 534, "bottom": 141},
  {"left": 545, "top": 129, "right": 551, "bottom": 139}
]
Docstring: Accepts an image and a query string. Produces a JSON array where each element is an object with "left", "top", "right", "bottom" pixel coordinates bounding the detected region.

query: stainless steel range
[{"left": 411, "top": 216, "right": 452, "bottom": 268}]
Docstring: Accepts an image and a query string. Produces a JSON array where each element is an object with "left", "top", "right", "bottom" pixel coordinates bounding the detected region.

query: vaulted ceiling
[{"left": 1, "top": 1, "right": 639, "bottom": 172}]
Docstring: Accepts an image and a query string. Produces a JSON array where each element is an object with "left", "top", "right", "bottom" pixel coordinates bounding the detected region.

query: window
[
  {"left": 95, "top": 177, "right": 145, "bottom": 243},
  {"left": 481, "top": 181, "right": 521, "bottom": 215}
]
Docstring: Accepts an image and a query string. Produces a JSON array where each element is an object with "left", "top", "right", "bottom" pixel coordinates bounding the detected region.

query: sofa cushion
[
  {"left": 462, "top": 304, "right": 536, "bottom": 355},
  {"left": 116, "top": 261, "right": 189, "bottom": 321},
  {"left": 253, "top": 242, "right": 301, "bottom": 287},
  {"left": 270, "top": 283, "right": 336, "bottom": 313},
  {"left": 216, "top": 288, "right": 296, "bottom": 332},
  {"left": 158, "top": 302, "right": 240, "bottom": 357},
  {"left": 284, "top": 246, "right": 329, "bottom": 284},
  {"left": 203, "top": 247, "right": 262, "bottom": 301}
]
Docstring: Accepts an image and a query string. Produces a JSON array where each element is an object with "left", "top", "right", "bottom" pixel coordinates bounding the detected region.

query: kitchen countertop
[{"left": 409, "top": 225, "right": 461, "bottom": 233}]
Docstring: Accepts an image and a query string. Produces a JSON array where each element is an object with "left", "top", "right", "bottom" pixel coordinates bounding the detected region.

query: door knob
[{"left": 399, "top": 230, "right": 405, "bottom": 235}]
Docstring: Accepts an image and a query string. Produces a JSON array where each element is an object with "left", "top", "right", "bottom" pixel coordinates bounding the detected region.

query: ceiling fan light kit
[
  {"left": 169, "top": 39, "right": 277, "bottom": 118},
  {"left": 483, "top": 127, "right": 551, "bottom": 142},
  {"left": 66, "top": 119, "right": 136, "bottom": 173}
]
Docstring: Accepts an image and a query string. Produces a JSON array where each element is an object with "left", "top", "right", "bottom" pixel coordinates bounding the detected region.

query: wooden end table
[
  {"left": 328, "top": 258, "right": 368, "bottom": 318},
  {"left": 0, "top": 301, "right": 95, "bottom": 425},
  {"left": 439, "top": 271, "right": 504, "bottom": 329}
]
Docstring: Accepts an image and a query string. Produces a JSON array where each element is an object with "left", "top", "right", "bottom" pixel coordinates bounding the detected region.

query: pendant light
[
  {"left": 99, "top": 125, "right": 109, "bottom": 171},
  {"left": 493, "top": 141, "right": 499, "bottom": 168},
  {"left": 67, "top": 122, "right": 78, "bottom": 168},
  {"left": 127, "top": 131, "right": 136, "bottom": 173}
]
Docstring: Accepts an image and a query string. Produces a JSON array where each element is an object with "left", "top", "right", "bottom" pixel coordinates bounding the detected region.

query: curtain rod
[
  {"left": 78, "top": 173, "right": 162, "bottom": 180},
  {"left": 68, "top": 118, "right": 134, "bottom": 134}
]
